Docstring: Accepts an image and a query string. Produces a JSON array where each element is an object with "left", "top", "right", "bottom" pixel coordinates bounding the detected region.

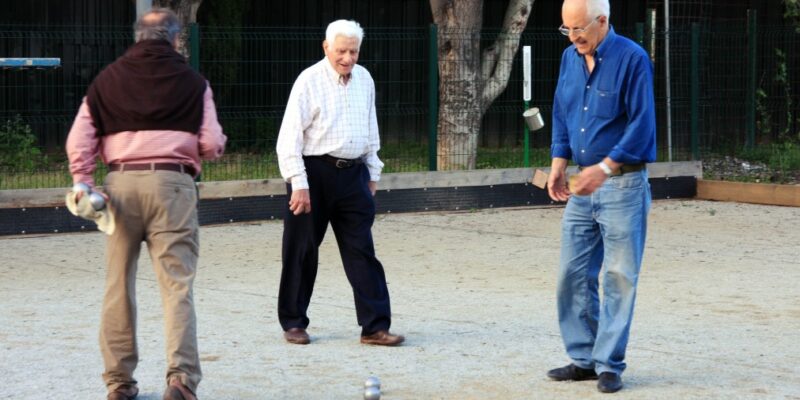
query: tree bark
[
  {"left": 431, "top": 0, "right": 483, "bottom": 170},
  {"left": 430, "top": 0, "right": 534, "bottom": 170},
  {"left": 153, "top": 0, "right": 203, "bottom": 57}
]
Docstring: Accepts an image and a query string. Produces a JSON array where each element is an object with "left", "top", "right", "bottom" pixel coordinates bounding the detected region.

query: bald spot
[{"left": 562, "top": 0, "right": 588, "bottom": 24}]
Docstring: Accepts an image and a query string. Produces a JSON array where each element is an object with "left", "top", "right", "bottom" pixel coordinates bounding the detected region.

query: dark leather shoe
[
  {"left": 163, "top": 378, "right": 197, "bottom": 400},
  {"left": 597, "top": 372, "right": 623, "bottom": 393},
  {"left": 107, "top": 385, "right": 138, "bottom": 400},
  {"left": 283, "top": 327, "right": 310, "bottom": 345},
  {"left": 360, "top": 330, "right": 405, "bottom": 346},
  {"left": 546, "top": 364, "right": 598, "bottom": 381}
]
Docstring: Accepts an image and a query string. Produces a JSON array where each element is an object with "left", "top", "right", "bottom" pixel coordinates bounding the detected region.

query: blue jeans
[{"left": 556, "top": 169, "right": 651, "bottom": 375}]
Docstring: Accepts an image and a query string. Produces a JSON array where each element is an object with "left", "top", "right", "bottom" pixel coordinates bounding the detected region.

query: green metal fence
[{"left": 1, "top": 18, "right": 799, "bottom": 189}]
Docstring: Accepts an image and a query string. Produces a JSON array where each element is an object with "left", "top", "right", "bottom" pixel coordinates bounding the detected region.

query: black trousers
[{"left": 278, "top": 156, "right": 392, "bottom": 335}]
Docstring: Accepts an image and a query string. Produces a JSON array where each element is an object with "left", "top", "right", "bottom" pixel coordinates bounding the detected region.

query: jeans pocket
[{"left": 609, "top": 171, "right": 646, "bottom": 190}]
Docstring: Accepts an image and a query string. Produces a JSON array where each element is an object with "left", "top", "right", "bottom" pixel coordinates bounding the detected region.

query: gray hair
[
  {"left": 325, "top": 19, "right": 363, "bottom": 47},
  {"left": 134, "top": 8, "right": 181, "bottom": 43},
  {"left": 587, "top": 0, "right": 611, "bottom": 21}
]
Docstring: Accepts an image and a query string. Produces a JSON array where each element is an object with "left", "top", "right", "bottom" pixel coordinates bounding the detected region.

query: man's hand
[
  {"left": 368, "top": 181, "right": 377, "bottom": 196},
  {"left": 570, "top": 165, "right": 607, "bottom": 196},
  {"left": 547, "top": 158, "right": 570, "bottom": 202},
  {"left": 289, "top": 188, "right": 311, "bottom": 215},
  {"left": 571, "top": 158, "right": 618, "bottom": 196}
]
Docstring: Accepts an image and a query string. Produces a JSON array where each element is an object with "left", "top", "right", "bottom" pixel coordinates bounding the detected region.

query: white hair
[
  {"left": 325, "top": 19, "right": 363, "bottom": 47},
  {"left": 587, "top": 0, "right": 611, "bottom": 21}
]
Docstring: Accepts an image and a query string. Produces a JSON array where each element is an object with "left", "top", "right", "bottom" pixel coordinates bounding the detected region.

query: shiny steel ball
[
  {"left": 364, "top": 376, "right": 380, "bottom": 390},
  {"left": 72, "top": 182, "right": 91, "bottom": 195},
  {"left": 363, "top": 386, "right": 381, "bottom": 400},
  {"left": 88, "top": 192, "right": 106, "bottom": 210}
]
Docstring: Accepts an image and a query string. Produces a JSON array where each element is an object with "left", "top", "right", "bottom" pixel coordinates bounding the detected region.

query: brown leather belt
[
  {"left": 306, "top": 154, "right": 364, "bottom": 169},
  {"left": 108, "top": 163, "right": 196, "bottom": 176},
  {"left": 579, "top": 163, "right": 646, "bottom": 176}
]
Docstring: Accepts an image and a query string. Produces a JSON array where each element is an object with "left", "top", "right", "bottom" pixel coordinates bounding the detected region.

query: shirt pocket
[{"left": 590, "top": 89, "right": 620, "bottom": 119}]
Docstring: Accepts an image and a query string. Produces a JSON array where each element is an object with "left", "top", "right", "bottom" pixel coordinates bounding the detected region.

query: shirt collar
[
  {"left": 321, "top": 58, "right": 354, "bottom": 85},
  {"left": 593, "top": 25, "right": 617, "bottom": 59}
]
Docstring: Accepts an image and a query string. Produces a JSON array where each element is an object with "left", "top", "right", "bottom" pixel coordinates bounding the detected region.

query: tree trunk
[
  {"left": 430, "top": 0, "right": 534, "bottom": 170},
  {"left": 153, "top": 0, "right": 203, "bottom": 57}
]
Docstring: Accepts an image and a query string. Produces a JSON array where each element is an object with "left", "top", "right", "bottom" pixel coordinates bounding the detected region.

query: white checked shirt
[{"left": 276, "top": 58, "right": 384, "bottom": 190}]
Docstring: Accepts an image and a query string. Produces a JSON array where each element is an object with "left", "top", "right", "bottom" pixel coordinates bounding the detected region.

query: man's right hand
[
  {"left": 547, "top": 158, "right": 570, "bottom": 202},
  {"left": 289, "top": 188, "right": 312, "bottom": 215}
]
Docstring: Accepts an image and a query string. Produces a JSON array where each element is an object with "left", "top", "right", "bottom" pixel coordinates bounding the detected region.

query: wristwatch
[{"left": 597, "top": 161, "right": 613, "bottom": 176}]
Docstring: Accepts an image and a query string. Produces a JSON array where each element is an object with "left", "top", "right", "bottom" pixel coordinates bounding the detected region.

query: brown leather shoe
[
  {"left": 107, "top": 385, "right": 138, "bottom": 400},
  {"left": 283, "top": 327, "right": 311, "bottom": 344},
  {"left": 163, "top": 377, "right": 197, "bottom": 400},
  {"left": 360, "top": 330, "right": 405, "bottom": 346}
]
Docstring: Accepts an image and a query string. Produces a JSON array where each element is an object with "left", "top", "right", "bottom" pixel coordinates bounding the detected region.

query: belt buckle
[{"left": 335, "top": 159, "right": 350, "bottom": 168}]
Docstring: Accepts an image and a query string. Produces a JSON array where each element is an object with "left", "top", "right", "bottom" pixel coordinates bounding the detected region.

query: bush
[{"left": 0, "top": 115, "right": 41, "bottom": 171}]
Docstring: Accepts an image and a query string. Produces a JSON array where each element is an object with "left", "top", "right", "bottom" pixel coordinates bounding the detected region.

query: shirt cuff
[
  {"left": 72, "top": 174, "right": 96, "bottom": 189},
  {"left": 368, "top": 168, "right": 381, "bottom": 182},
  {"left": 550, "top": 144, "right": 572, "bottom": 159},
  {"left": 289, "top": 175, "right": 309, "bottom": 190}
]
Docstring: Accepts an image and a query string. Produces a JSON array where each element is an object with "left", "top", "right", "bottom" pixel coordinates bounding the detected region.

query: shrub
[{"left": 0, "top": 115, "right": 41, "bottom": 171}]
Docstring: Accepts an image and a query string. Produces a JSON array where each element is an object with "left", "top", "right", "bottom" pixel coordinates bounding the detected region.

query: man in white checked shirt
[{"left": 275, "top": 19, "right": 404, "bottom": 347}]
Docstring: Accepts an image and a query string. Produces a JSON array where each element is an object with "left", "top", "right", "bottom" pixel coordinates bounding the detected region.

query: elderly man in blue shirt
[{"left": 545, "top": 0, "right": 656, "bottom": 393}]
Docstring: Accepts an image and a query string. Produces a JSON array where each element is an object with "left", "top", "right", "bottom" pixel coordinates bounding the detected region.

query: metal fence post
[
  {"left": 635, "top": 22, "right": 644, "bottom": 47},
  {"left": 746, "top": 9, "right": 757, "bottom": 149},
  {"left": 189, "top": 23, "right": 200, "bottom": 71},
  {"left": 690, "top": 23, "right": 700, "bottom": 159},
  {"left": 428, "top": 24, "right": 438, "bottom": 171},
  {"left": 646, "top": 8, "right": 656, "bottom": 62}
]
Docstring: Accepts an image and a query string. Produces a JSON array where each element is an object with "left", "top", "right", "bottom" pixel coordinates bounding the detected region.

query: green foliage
[
  {"left": 755, "top": 48, "right": 795, "bottom": 142},
  {"left": 197, "top": 0, "right": 246, "bottom": 109},
  {"left": 222, "top": 117, "right": 278, "bottom": 152},
  {"left": 763, "top": 141, "right": 800, "bottom": 171},
  {"left": 739, "top": 141, "right": 800, "bottom": 177},
  {"left": 0, "top": 115, "right": 41, "bottom": 171},
  {"left": 785, "top": 0, "right": 800, "bottom": 32},
  {"left": 755, "top": 88, "right": 771, "bottom": 138}
]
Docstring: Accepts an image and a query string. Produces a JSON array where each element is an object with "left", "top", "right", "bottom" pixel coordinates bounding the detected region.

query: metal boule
[
  {"left": 88, "top": 192, "right": 106, "bottom": 210},
  {"left": 363, "top": 386, "right": 381, "bottom": 400},
  {"left": 364, "top": 376, "right": 380, "bottom": 390},
  {"left": 72, "top": 182, "right": 91, "bottom": 195}
]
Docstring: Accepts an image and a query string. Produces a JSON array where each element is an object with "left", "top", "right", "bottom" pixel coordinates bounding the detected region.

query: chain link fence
[{"left": 1, "top": 20, "right": 798, "bottom": 189}]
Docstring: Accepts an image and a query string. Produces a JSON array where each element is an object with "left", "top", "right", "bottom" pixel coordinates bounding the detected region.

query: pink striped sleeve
[
  {"left": 198, "top": 84, "right": 226, "bottom": 161},
  {"left": 65, "top": 99, "right": 101, "bottom": 187}
]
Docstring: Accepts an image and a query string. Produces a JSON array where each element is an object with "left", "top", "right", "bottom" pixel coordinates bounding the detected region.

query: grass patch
[{"left": 17, "top": 141, "right": 800, "bottom": 189}]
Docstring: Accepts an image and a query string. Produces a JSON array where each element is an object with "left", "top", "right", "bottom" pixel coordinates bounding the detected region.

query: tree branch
[{"left": 480, "top": 0, "right": 534, "bottom": 113}]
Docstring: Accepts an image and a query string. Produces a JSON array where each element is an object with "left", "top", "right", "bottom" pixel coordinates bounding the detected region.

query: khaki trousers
[{"left": 100, "top": 170, "right": 201, "bottom": 393}]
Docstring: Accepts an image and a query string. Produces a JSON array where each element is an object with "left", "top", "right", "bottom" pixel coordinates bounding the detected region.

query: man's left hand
[
  {"left": 571, "top": 165, "right": 607, "bottom": 196},
  {"left": 368, "top": 181, "right": 377, "bottom": 196}
]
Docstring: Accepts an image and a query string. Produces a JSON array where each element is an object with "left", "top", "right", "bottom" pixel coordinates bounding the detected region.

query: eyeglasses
[{"left": 558, "top": 17, "right": 600, "bottom": 36}]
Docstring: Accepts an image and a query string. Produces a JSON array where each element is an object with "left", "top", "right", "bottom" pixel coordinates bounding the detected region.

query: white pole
[
  {"left": 664, "top": 0, "right": 673, "bottom": 161},
  {"left": 523, "top": 46, "right": 531, "bottom": 102}
]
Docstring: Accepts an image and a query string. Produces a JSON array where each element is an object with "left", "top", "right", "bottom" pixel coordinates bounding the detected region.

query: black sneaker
[
  {"left": 546, "top": 364, "right": 598, "bottom": 381},
  {"left": 597, "top": 372, "right": 623, "bottom": 393}
]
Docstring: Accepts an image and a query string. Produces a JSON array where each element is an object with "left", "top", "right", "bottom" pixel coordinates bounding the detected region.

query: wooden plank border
[
  {"left": 0, "top": 161, "right": 702, "bottom": 208},
  {"left": 696, "top": 180, "right": 800, "bottom": 207}
]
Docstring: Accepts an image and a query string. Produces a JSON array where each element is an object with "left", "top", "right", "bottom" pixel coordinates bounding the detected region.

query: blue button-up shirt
[{"left": 551, "top": 27, "right": 656, "bottom": 166}]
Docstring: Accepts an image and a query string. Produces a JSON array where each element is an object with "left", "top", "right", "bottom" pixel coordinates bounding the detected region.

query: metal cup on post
[{"left": 523, "top": 107, "right": 545, "bottom": 131}]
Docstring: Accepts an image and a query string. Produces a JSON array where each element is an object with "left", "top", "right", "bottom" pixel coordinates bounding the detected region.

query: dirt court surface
[{"left": 1, "top": 199, "right": 799, "bottom": 399}]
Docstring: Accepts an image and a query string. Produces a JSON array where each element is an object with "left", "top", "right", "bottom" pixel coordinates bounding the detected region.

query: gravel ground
[{"left": 1, "top": 199, "right": 799, "bottom": 399}]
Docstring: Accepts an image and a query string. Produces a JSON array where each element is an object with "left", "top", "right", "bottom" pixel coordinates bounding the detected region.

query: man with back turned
[{"left": 66, "top": 8, "right": 226, "bottom": 400}]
